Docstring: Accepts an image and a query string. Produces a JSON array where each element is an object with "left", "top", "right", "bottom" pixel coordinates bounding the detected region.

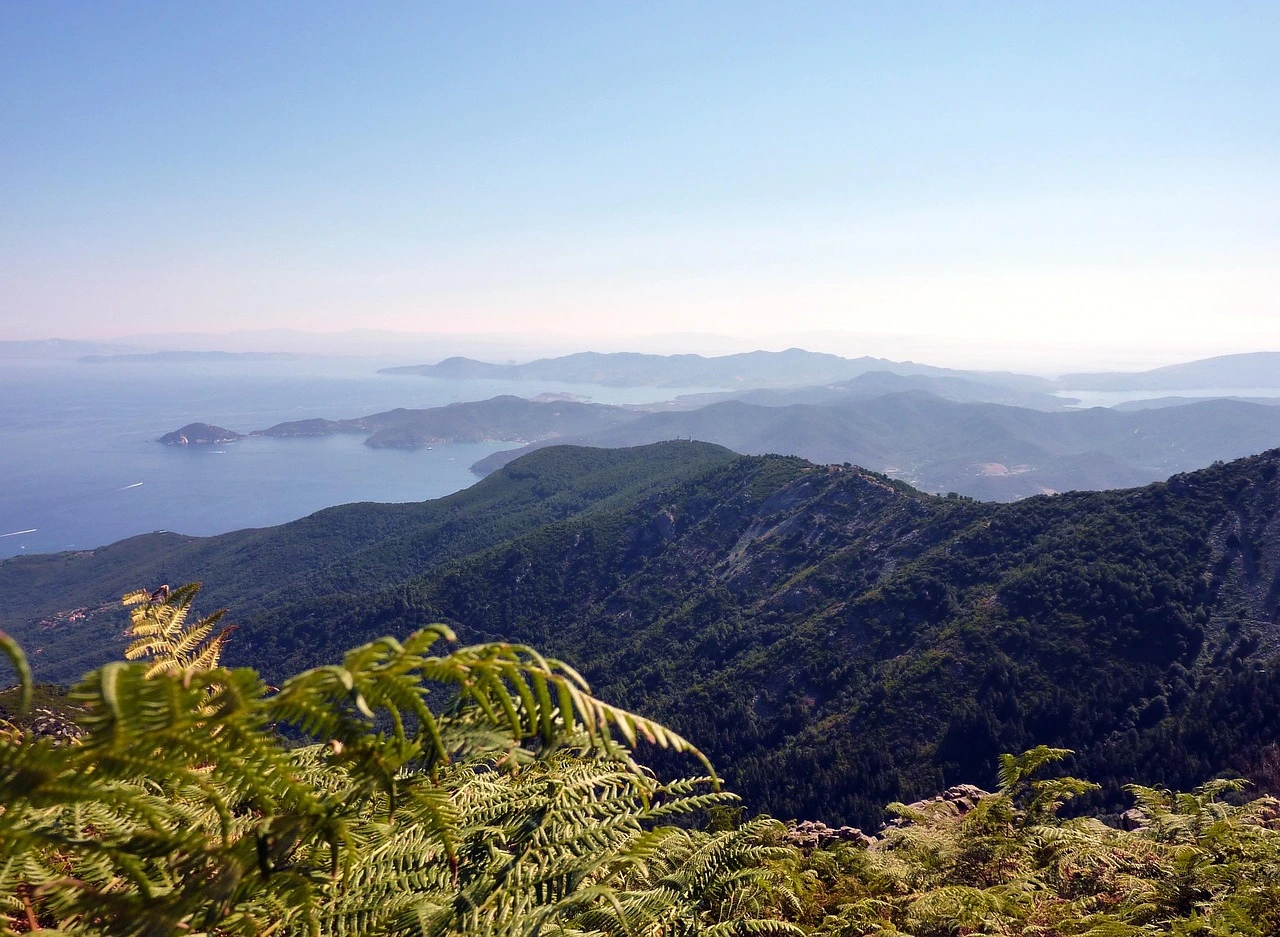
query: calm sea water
[{"left": 0, "top": 358, "right": 712, "bottom": 558}]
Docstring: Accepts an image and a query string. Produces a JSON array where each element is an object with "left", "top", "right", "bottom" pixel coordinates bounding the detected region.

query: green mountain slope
[
  {"left": 6, "top": 442, "right": 1280, "bottom": 829},
  {"left": 0, "top": 441, "right": 735, "bottom": 680},
  {"left": 233, "top": 450, "right": 1280, "bottom": 826}
]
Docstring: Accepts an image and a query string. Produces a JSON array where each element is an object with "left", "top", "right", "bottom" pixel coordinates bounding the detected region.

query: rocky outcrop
[
  {"left": 783, "top": 820, "right": 875, "bottom": 850},
  {"left": 1119, "top": 808, "right": 1146, "bottom": 831},
  {"left": 891, "top": 784, "right": 994, "bottom": 824},
  {"left": 27, "top": 706, "right": 82, "bottom": 742},
  {"left": 784, "top": 785, "right": 993, "bottom": 850}
]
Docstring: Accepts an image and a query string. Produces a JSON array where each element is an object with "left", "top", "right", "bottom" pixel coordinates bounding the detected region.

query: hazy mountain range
[
  {"left": 179, "top": 387, "right": 1280, "bottom": 500},
  {"left": 380, "top": 348, "right": 1055, "bottom": 391},
  {"left": 383, "top": 348, "right": 1280, "bottom": 394},
  {"left": 1059, "top": 352, "right": 1280, "bottom": 391}
]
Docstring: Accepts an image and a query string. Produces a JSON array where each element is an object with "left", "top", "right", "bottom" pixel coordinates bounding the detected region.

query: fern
[
  {"left": 5, "top": 582, "right": 1280, "bottom": 936},
  {"left": 0, "top": 583, "right": 790, "bottom": 937},
  {"left": 121, "top": 582, "right": 233, "bottom": 677}
]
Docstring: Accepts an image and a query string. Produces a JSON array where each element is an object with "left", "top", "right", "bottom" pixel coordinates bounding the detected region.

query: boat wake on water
[{"left": 0, "top": 529, "right": 37, "bottom": 538}]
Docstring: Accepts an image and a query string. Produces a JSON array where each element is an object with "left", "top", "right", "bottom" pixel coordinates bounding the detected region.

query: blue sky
[{"left": 3, "top": 2, "right": 1277, "bottom": 365}]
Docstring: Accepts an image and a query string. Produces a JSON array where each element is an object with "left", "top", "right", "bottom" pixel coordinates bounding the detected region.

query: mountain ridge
[
  {"left": 1060, "top": 351, "right": 1280, "bottom": 391},
  {"left": 379, "top": 348, "right": 1055, "bottom": 391},
  {"left": 471, "top": 394, "right": 1280, "bottom": 499},
  {"left": 156, "top": 391, "right": 1280, "bottom": 500},
  {"left": 232, "top": 446, "right": 1280, "bottom": 824},
  {"left": 7, "top": 442, "right": 1280, "bottom": 826}
]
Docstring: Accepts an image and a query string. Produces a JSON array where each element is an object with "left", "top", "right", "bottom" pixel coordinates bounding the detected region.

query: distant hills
[
  {"left": 1060, "top": 352, "right": 1280, "bottom": 391},
  {"left": 381, "top": 347, "right": 1280, "bottom": 403},
  {"left": 667, "top": 369, "right": 1071, "bottom": 410},
  {"left": 160, "top": 389, "right": 1280, "bottom": 500},
  {"left": 380, "top": 348, "right": 1055, "bottom": 391},
  {"left": 470, "top": 393, "right": 1280, "bottom": 500},
  {"left": 252, "top": 395, "right": 636, "bottom": 448},
  {"left": 1113, "top": 395, "right": 1280, "bottom": 411},
  {"left": 6, "top": 442, "right": 1280, "bottom": 826}
]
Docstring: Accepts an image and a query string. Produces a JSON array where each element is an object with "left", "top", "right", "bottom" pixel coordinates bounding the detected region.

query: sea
[{"left": 0, "top": 357, "right": 713, "bottom": 559}]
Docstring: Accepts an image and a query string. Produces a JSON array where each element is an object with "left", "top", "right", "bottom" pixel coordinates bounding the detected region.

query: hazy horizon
[
  {"left": 4, "top": 3, "right": 1278, "bottom": 363},
  {"left": 5, "top": 326, "right": 1278, "bottom": 377}
]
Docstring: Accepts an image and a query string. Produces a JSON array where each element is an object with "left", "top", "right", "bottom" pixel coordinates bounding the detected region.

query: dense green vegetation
[
  {"left": 4, "top": 587, "right": 1280, "bottom": 936},
  {"left": 1, "top": 584, "right": 795, "bottom": 936},
  {"left": 5, "top": 444, "right": 1280, "bottom": 831},
  {"left": 191, "top": 448, "right": 1280, "bottom": 827},
  {"left": 0, "top": 441, "right": 736, "bottom": 680}
]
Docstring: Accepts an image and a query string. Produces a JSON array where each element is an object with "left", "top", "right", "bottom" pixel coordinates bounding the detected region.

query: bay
[{"left": 0, "top": 357, "right": 711, "bottom": 558}]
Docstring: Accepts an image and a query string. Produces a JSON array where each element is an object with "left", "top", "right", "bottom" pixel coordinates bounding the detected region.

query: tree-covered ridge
[
  {"left": 6, "top": 446, "right": 1280, "bottom": 829},
  {"left": 0, "top": 441, "right": 737, "bottom": 682},
  {"left": 235, "top": 450, "right": 1280, "bottom": 826},
  {"left": 4, "top": 587, "right": 1280, "bottom": 936}
]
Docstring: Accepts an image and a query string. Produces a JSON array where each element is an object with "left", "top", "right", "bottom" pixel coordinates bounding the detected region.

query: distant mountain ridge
[
  {"left": 665, "top": 370, "right": 1071, "bottom": 410},
  {"left": 1060, "top": 352, "right": 1280, "bottom": 391},
  {"left": 158, "top": 390, "right": 1280, "bottom": 500},
  {"left": 380, "top": 348, "right": 1054, "bottom": 391},
  {"left": 1112, "top": 395, "right": 1280, "bottom": 411},
  {"left": 252, "top": 395, "right": 637, "bottom": 448},
  {"left": 469, "top": 394, "right": 1280, "bottom": 500}
]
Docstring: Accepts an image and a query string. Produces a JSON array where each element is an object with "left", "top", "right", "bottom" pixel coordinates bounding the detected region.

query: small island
[{"left": 157, "top": 423, "right": 245, "bottom": 446}]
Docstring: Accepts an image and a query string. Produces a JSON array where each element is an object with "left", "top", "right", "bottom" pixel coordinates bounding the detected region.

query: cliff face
[{"left": 157, "top": 423, "right": 244, "bottom": 445}]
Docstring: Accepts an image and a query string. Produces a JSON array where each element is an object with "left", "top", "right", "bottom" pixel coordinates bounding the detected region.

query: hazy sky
[{"left": 3, "top": 2, "right": 1278, "bottom": 364}]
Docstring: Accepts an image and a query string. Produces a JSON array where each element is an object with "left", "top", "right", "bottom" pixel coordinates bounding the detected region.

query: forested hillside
[
  {"left": 6, "top": 589, "right": 1279, "bottom": 936},
  {"left": 6, "top": 443, "right": 1280, "bottom": 828},
  {"left": 0, "top": 442, "right": 735, "bottom": 679},
  {"left": 215, "top": 448, "right": 1280, "bottom": 825}
]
